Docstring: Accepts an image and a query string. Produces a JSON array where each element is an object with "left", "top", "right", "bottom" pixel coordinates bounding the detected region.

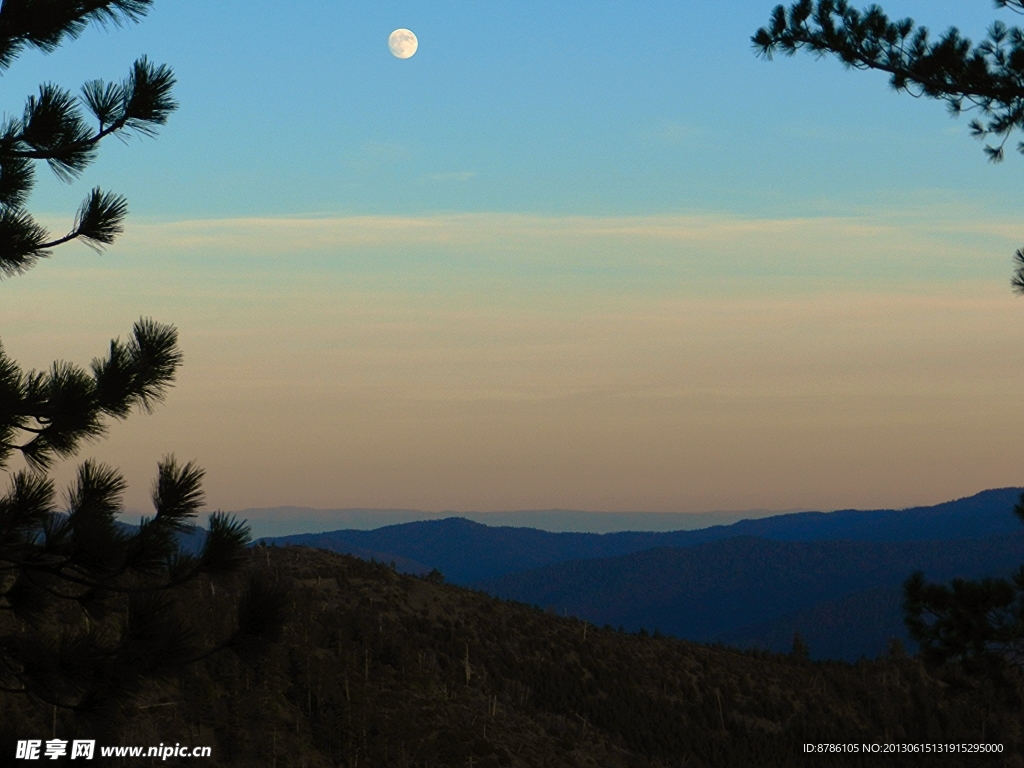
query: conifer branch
[{"left": 753, "top": 0, "right": 1024, "bottom": 160}]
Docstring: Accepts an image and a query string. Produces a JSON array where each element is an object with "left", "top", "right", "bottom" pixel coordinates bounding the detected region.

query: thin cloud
[{"left": 113, "top": 209, "right": 1021, "bottom": 283}]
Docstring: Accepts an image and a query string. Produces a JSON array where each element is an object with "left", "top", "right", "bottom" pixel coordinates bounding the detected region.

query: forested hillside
[{"left": 2, "top": 546, "right": 1016, "bottom": 766}]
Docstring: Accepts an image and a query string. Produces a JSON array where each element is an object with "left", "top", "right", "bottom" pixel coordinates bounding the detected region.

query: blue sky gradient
[
  {"left": 7, "top": 0, "right": 1021, "bottom": 218},
  {"left": 3, "top": 1, "right": 1024, "bottom": 517}
]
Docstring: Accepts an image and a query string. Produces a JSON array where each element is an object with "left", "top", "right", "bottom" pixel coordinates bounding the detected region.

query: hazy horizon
[
  {"left": 215, "top": 505, "right": 796, "bottom": 537},
  {"left": 115, "top": 484, "right": 1022, "bottom": 537}
]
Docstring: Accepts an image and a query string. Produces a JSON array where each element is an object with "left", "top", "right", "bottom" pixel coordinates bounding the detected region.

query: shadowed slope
[
  {"left": 6, "top": 546, "right": 1011, "bottom": 766},
  {"left": 474, "top": 532, "right": 1024, "bottom": 658}
]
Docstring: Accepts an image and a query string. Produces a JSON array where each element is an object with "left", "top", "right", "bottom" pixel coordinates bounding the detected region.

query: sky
[{"left": 2, "top": 1, "right": 1024, "bottom": 521}]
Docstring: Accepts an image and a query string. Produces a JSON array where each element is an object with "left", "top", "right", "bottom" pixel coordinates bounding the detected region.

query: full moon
[{"left": 388, "top": 29, "right": 418, "bottom": 59}]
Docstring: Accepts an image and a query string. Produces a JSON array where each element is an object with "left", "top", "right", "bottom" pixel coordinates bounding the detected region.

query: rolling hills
[{"left": 259, "top": 488, "right": 1024, "bottom": 660}]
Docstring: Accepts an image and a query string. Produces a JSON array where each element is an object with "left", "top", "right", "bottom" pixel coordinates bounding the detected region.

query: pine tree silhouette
[
  {"left": 903, "top": 497, "right": 1024, "bottom": 683},
  {"left": 0, "top": 1, "right": 285, "bottom": 719}
]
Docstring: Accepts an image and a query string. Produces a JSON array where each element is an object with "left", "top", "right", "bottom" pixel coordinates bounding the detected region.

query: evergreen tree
[
  {"left": 754, "top": 0, "right": 1024, "bottom": 684},
  {"left": 903, "top": 500, "right": 1024, "bottom": 683},
  {"left": 753, "top": 0, "right": 1024, "bottom": 290},
  {"left": 0, "top": 1, "right": 284, "bottom": 719}
]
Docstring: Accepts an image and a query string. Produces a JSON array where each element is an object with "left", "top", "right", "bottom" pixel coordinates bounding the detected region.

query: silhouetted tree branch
[
  {"left": 0, "top": 0, "right": 285, "bottom": 721},
  {"left": 754, "top": 0, "right": 1024, "bottom": 290}
]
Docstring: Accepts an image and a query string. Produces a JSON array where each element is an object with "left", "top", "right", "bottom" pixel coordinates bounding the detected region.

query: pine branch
[
  {"left": 6, "top": 59, "right": 177, "bottom": 171},
  {"left": 19, "top": 83, "right": 96, "bottom": 180},
  {"left": 995, "top": 1, "right": 1024, "bottom": 15},
  {"left": 0, "top": 471, "right": 56, "bottom": 542},
  {"left": 198, "top": 512, "right": 252, "bottom": 575},
  {"left": 0, "top": 208, "right": 49, "bottom": 277},
  {"left": 151, "top": 457, "right": 205, "bottom": 532},
  {"left": 1012, "top": 247, "right": 1024, "bottom": 294},
  {"left": 0, "top": 57, "right": 174, "bottom": 279},
  {"left": 753, "top": 0, "right": 1024, "bottom": 160},
  {"left": 2, "top": 319, "right": 182, "bottom": 471},
  {"left": 0, "top": 154, "right": 34, "bottom": 208},
  {"left": 0, "top": 0, "right": 153, "bottom": 71},
  {"left": 40, "top": 188, "right": 128, "bottom": 251}
]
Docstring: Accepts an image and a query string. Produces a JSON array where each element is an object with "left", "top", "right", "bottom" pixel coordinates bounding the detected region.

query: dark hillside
[
  {"left": 263, "top": 488, "right": 1023, "bottom": 583},
  {"left": 2, "top": 546, "right": 1016, "bottom": 766},
  {"left": 475, "top": 532, "right": 1024, "bottom": 657},
  {"left": 724, "top": 583, "right": 911, "bottom": 659}
]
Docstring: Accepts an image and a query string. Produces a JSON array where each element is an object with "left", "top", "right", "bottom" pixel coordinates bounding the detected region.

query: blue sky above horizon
[
  {"left": 7, "top": 0, "right": 1021, "bottom": 220},
  {"left": 3, "top": 1, "right": 1024, "bottom": 518}
]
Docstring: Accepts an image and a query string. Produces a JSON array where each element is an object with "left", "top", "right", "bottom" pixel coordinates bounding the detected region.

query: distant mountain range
[
  {"left": 261, "top": 487, "right": 1023, "bottom": 582},
  {"left": 259, "top": 487, "right": 1024, "bottom": 660},
  {"left": 232, "top": 506, "right": 784, "bottom": 538}
]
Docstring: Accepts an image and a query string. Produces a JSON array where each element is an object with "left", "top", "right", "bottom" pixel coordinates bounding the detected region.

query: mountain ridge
[{"left": 261, "top": 487, "right": 1023, "bottom": 583}]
